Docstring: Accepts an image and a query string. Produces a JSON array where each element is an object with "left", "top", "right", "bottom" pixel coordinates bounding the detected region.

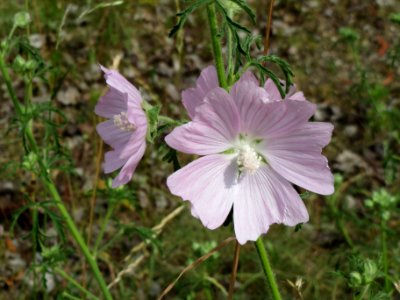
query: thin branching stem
[
  {"left": 0, "top": 53, "right": 113, "bottom": 300},
  {"left": 55, "top": 267, "right": 100, "bottom": 300},
  {"left": 0, "top": 53, "right": 23, "bottom": 116},
  {"left": 94, "top": 202, "right": 115, "bottom": 256},
  {"left": 264, "top": 0, "right": 275, "bottom": 55},
  {"left": 228, "top": 241, "right": 241, "bottom": 300}
]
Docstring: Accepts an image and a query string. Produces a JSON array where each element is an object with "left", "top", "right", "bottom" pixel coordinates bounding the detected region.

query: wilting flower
[
  {"left": 166, "top": 67, "right": 334, "bottom": 244},
  {"left": 95, "top": 66, "right": 147, "bottom": 188}
]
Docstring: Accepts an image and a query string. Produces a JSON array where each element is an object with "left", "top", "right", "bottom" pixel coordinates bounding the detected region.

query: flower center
[
  {"left": 113, "top": 112, "right": 136, "bottom": 132},
  {"left": 236, "top": 144, "right": 261, "bottom": 174}
]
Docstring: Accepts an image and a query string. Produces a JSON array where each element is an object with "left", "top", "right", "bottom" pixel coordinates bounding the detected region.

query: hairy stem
[
  {"left": 206, "top": 3, "right": 228, "bottom": 89},
  {"left": 255, "top": 238, "right": 282, "bottom": 300},
  {"left": 226, "top": 9, "right": 234, "bottom": 85},
  {"left": 0, "top": 53, "right": 23, "bottom": 116},
  {"left": 0, "top": 53, "right": 113, "bottom": 300}
]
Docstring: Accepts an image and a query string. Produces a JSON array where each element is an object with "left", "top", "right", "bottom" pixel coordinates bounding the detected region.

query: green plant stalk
[
  {"left": 0, "top": 53, "right": 23, "bottom": 116},
  {"left": 43, "top": 166, "right": 112, "bottom": 300},
  {"left": 0, "top": 54, "right": 113, "bottom": 300},
  {"left": 206, "top": 3, "right": 228, "bottom": 90},
  {"left": 327, "top": 196, "right": 354, "bottom": 249},
  {"left": 62, "top": 292, "right": 83, "bottom": 300},
  {"left": 254, "top": 238, "right": 282, "bottom": 300},
  {"left": 381, "top": 220, "right": 389, "bottom": 292},
  {"left": 55, "top": 267, "right": 100, "bottom": 300},
  {"left": 226, "top": 9, "right": 234, "bottom": 85},
  {"left": 93, "top": 202, "right": 115, "bottom": 256}
]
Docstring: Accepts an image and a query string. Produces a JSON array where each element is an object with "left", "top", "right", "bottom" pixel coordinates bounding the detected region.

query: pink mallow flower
[
  {"left": 95, "top": 66, "right": 147, "bottom": 188},
  {"left": 166, "top": 67, "right": 334, "bottom": 244}
]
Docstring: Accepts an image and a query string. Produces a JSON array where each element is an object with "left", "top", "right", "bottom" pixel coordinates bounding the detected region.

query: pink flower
[
  {"left": 182, "top": 66, "right": 305, "bottom": 119},
  {"left": 166, "top": 68, "right": 334, "bottom": 244},
  {"left": 95, "top": 66, "right": 147, "bottom": 188}
]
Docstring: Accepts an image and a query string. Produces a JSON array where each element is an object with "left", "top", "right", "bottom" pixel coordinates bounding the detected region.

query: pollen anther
[
  {"left": 237, "top": 144, "right": 261, "bottom": 173},
  {"left": 113, "top": 111, "right": 136, "bottom": 132}
]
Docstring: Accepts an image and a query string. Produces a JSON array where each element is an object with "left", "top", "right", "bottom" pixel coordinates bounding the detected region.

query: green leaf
[
  {"left": 226, "top": 0, "right": 256, "bottom": 23},
  {"left": 390, "top": 13, "right": 400, "bottom": 24},
  {"left": 159, "top": 143, "right": 181, "bottom": 171},
  {"left": 251, "top": 61, "right": 286, "bottom": 98},
  {"left": 257, "top": 55, "right": 294, "bottom": 93},
  {"left": 169, "top": 0, "right": 212, "bottom": 37},
  {"left": 338, "top": 27, "right": 359, "bottom": 43},
  {"left": 133, "top": 226, "right": 161, "bottom": 252},
  {"left": 216, "top": 0, "right": 251, "bottom": 33},
  {"left": 78, "top": 0, "right": 124, "bottom": 20}
]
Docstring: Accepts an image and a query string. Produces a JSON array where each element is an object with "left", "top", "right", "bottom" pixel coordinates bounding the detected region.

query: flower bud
[
  {"left": 14, "top": 11, "right": 31, "bottom": 28},
  {"left": 349, "top": 272, "right": 363, "bottom": 287}
]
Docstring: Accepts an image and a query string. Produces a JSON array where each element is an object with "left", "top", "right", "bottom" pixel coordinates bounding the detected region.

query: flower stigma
[
  {"left": 237, "top": 144, "right": 262, "bottom": 174},
  {"left": 113, "top": 111, "right": 136, "bottom": 132}
]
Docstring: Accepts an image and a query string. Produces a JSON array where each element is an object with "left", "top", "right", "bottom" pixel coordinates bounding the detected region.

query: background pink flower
[
  {"left": 166, "top": 71, "right": 334, "bottom": 244},
  {"left": 95, "top": 66, "right": 147, "bottom": 188}
]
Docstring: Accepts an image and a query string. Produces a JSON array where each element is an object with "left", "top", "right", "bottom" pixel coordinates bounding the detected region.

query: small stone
[
  {"left": 344, "top": 125, "right": 358, "bottom": 137},
  {"left": 57, "top": 86, "right": 80, "bottom": 105},
  {"left": 29, "top": 34, "right": 45, "bottom": 49}
]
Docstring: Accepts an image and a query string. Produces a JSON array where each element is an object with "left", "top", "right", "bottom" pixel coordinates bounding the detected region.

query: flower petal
[
  {"left": 96, "top": 119, "right": 133, "bottom": 149},
  {"left": 237, "top": 70, "right": 259, "bottom": 86},
  {"left": 238, "top": 98, "right": 316, "bottom": 139},
  {"left": 103, "top": 149, "right": 128, "bottom": 174},
  {"left": 100, "top": 65, "right": 142, "bottom": 107},
  {"left": 229, "top": 77, "right": 273, "bottom": 134},
  {"left": 264, "top": 79, "right": 284, "bottom": 101},
  {"left": 233, "top": 165, "right": 309, "bottom": 244},
  {"left": 287, "top": 91, "right": 306, "bottom": 101},
  {"left": 182, "top": 66, "right": 219, "bottom": 118},
  {"left": 95, "top": 87, "right": 128, "bottom": 119},
  {"left": 260, "top": 122, "right": 334, "bottom": 195},
  {"left": 167, "top": 154, "right": 237, "bottom": 230},
  {"left": 264, "top": 79, "right": 300, "bottom": 100},
  {"left": 165, "top": 88, "right": 240, "bottom": 155},
  {"left": 112, "top": 142, "right": 146, "bottom": 188}
]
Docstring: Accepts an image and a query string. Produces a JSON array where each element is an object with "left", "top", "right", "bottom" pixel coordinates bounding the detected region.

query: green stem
[
  {"left": 93, "top": 202, "right": 115, "bottom": 256},
  {"left": 0, "top": 53, "right": 23, "bottom": 116},
  {"left": 206, "top": 3, "right": 228, "bottom": 90},
  {"left": 0, "top": 53, "right": 112, "bottom": 300},
  {"left": 55, "top": 267, "right": 100, "bottom": 300},
  {"left": 158, "top": 115, "right": 182, "bottom": 126},
  {"left": 226, "top": 9, "right": 234, "bottom": 85},
  {"left": 62, "top": 292, "right": 83, "bottom": 300},
  {"left": 45, "top": 175, "right": 112, "bottom": 300},
  {"left": 337, "top": 218, "right": 354, "bottom": 249},
  {"left": 381, "top": 220, "right": 389, "bottom": 292},
  {"left": 254, "top": 238, "right": 282, "bottom": 300}
]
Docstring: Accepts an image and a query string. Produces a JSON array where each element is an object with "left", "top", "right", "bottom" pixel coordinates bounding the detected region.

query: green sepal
[{"left": 142, "top": 100, "right": 161, "bottom": 144}]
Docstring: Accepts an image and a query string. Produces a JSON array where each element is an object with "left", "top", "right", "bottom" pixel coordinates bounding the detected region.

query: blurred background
[{"left": 0, "top": 0, "right": 399, "bottom": 299}]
